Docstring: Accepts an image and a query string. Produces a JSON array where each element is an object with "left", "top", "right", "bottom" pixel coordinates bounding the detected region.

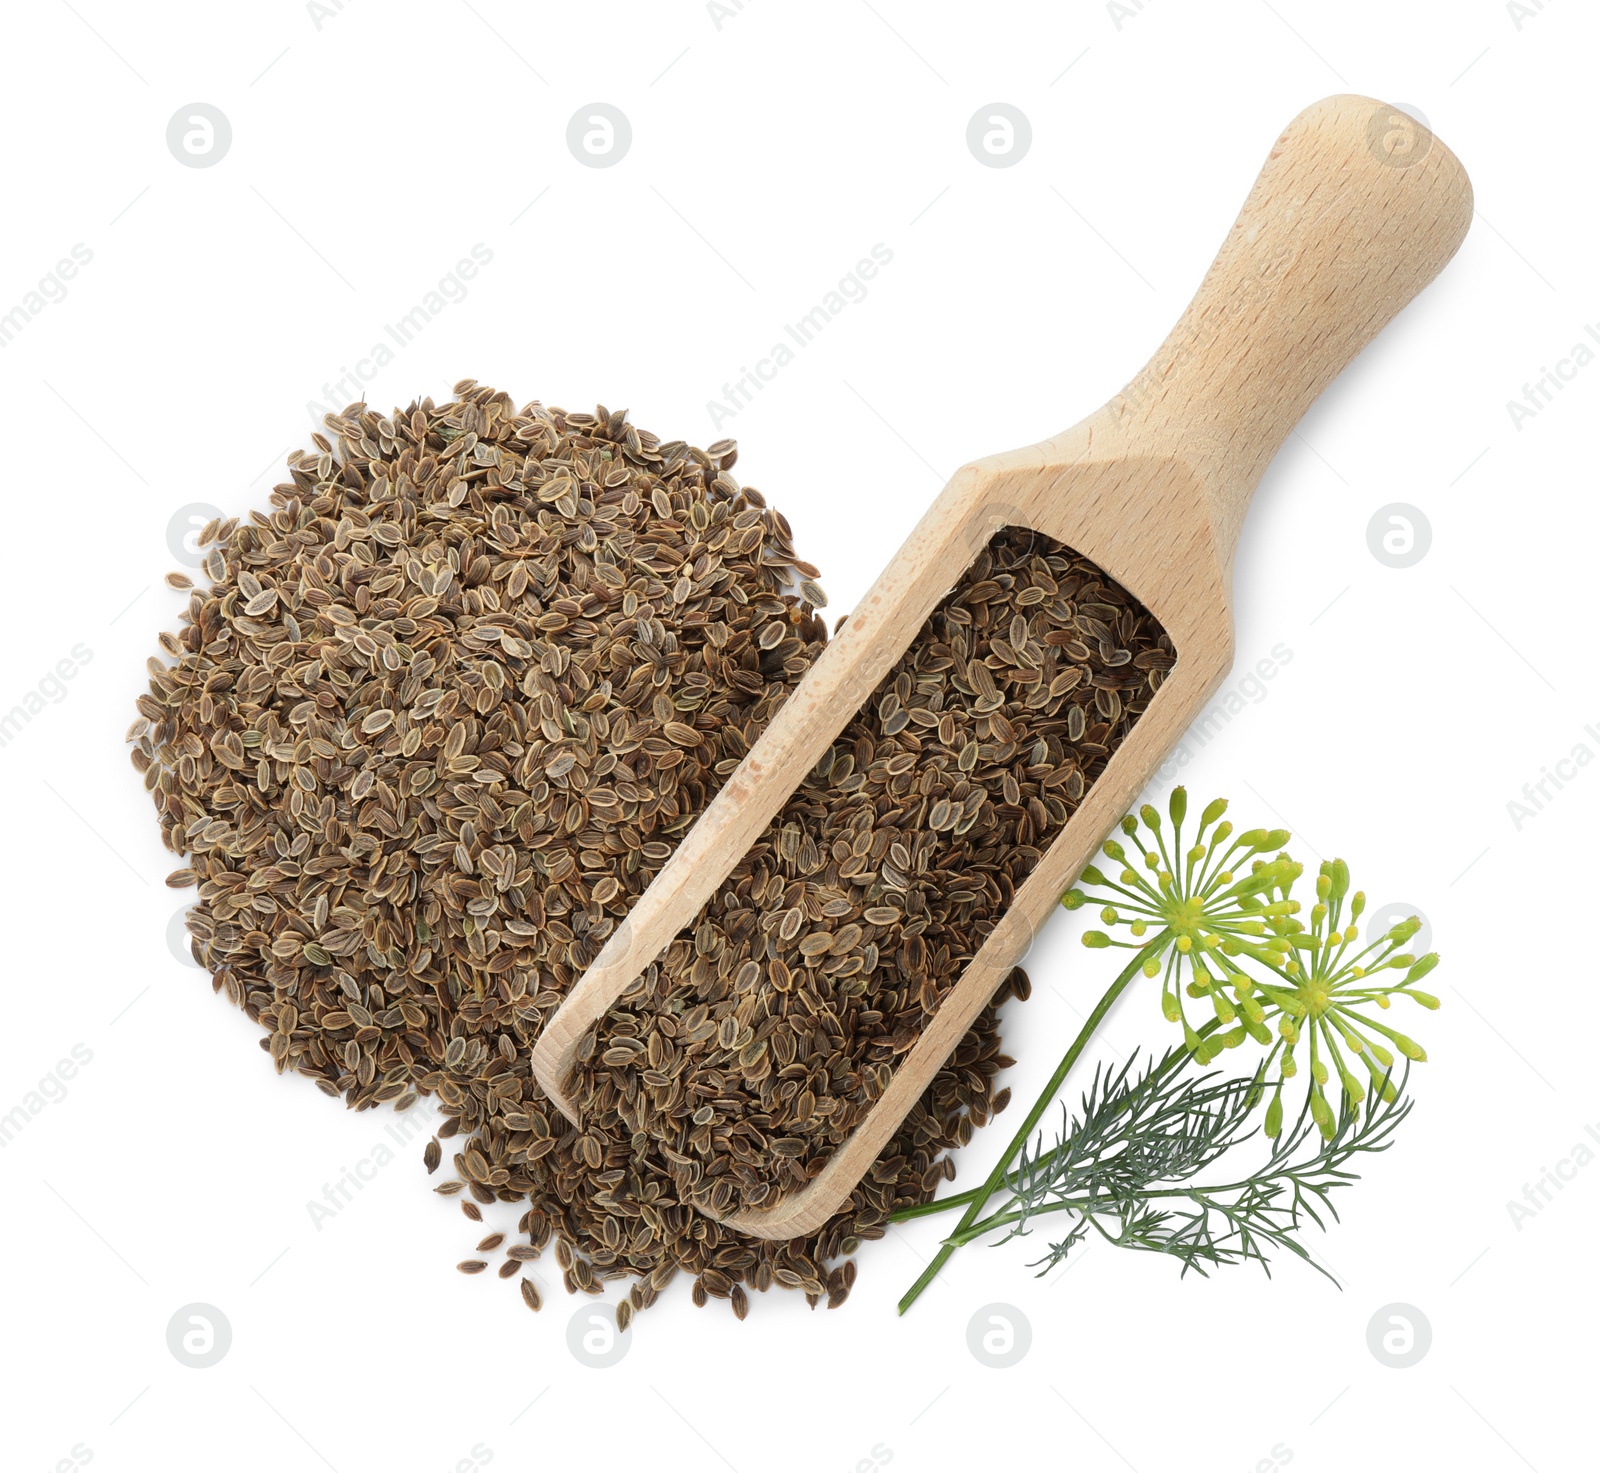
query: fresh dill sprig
[{"left": 891, "top": 788, "right": 1439, "bottom": 1314}]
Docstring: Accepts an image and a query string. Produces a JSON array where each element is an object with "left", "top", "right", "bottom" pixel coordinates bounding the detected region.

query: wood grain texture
[{"left": 530, "top": 95, "right": 1472, "bottom": 1239}]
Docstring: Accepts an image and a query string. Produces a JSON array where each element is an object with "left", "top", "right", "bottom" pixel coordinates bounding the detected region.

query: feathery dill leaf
[{"left": 949, "top": 1048, "right": 1413, "bottom": 1281}]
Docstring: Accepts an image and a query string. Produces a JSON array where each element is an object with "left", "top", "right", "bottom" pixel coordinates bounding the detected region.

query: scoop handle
[{"left": 1112, "top": 94, "right": 1472, "bottom": 559}]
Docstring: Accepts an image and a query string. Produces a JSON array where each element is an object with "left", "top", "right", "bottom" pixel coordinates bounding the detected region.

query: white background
[{"left": 0, "top": 2, "right": 1592, "bottom": 1470}]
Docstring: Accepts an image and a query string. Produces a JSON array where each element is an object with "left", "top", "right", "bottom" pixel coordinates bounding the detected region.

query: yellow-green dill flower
[
  {"left": 1245, "top": 859, "right": 1438, "bottom": 1137},
  {"left": 1063, "top": 789, "right": 1438, "bottom": 1138}
]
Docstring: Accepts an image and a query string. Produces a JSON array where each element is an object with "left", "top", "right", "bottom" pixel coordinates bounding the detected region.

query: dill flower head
[{"left": 1063, "top": 788, "right": 1440, "bottom": 1137}]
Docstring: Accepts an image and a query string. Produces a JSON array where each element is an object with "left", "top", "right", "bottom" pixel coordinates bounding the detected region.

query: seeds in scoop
[{"left": 574, "top": 529, "right": 1170, "bottom": 1218}]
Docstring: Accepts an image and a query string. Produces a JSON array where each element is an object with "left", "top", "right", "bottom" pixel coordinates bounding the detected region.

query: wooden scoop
[{"left": 531, "top": 95, "right": 1472, "bottom": 1239}]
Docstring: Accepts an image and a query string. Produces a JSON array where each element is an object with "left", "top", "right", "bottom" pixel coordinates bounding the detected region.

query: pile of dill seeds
[{"left": 131, "top": 381, "right": 1170, "bottom": 1325}]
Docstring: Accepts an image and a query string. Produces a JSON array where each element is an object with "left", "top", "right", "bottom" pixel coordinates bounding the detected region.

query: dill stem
[
  {"left": 953, "top": 1173, "right": 1243, "bottom": 1245},
  {"left": 888, "top": 1188, "right": 982, "bottom": 1221},
  {"left": 894, "top": 933, "right": 1170, "bottom": 1315},
  {"left": 948, "top": 1196, "right": 1100, "bottom": 1245}
]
